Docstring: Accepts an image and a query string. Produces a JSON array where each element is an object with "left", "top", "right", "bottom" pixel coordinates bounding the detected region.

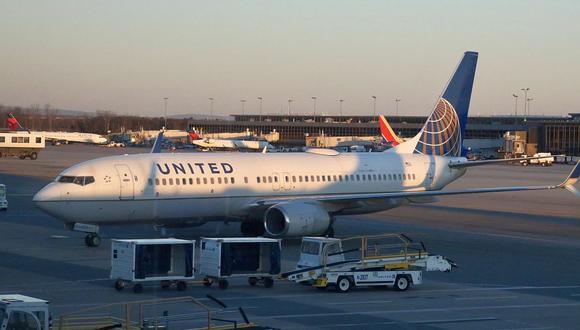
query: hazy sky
[{"left": 1, "top": 1, "right": 579, "bottom": 117}]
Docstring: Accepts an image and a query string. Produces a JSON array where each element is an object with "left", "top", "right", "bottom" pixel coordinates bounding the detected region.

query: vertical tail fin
[
  {"left": 7, "top": 113, "right": 24, "bottom": 131},
  {"left": 393, "top": 51, "right": 478, "bottom": 157},
  {"left": 379, "top": 115, "right": 404, "bottom": 146}
]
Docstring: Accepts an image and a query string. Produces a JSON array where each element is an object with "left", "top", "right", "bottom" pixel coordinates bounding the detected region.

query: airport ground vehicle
[
  {"left": 283, "top": 234, "right": 455, "bottom": 293},
  {"left": 0, "top": 184, "right": 7, "bottom": 211},
  {"left": 521, "top": 152, "right": 554, "bottom": 166},
  {"left": 199, "top": 237, "right": 281, "bottom": 289},
  {"left": 0, "top": 132, "right": 44, "bottom": 159},
  {"left": 0, "top": 295, "right": 49, "bottom": 330},
  {"left": 110, "top": 238, "right": 195, "bottom": 293}
]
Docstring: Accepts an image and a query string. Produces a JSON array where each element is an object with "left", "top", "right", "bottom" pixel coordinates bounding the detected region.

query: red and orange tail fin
[
  {"left": 7, "top": 113, "right": 22, "bottom": 131},
  {"left": 379, "top": 115, "right": 403, "bottom": 146}
]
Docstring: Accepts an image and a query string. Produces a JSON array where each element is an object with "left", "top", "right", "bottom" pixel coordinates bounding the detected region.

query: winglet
[
  {"left": 150, "top": 130, "right": 164, "bottom": 154},
  {"left": 559, "top": 160, "right": 580, "bottom": 189}
]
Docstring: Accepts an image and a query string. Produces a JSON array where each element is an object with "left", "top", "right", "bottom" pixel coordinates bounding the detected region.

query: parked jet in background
[
  {"left": 188, "top": 129, "right": 272, "bottom": 151},
  {"left": 379, "top": 115, "right": 404, "bottom": 146},
  {"left": 5, "top": 113, "right": 108, "bottom": 145},
  {"left": 33, "top": 52, "right": 580, "bottom": 247}
]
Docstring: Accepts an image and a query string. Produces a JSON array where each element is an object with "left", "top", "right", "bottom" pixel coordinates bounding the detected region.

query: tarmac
[{"left": 1, "top": 144, "right": 580, "bottom": 329}]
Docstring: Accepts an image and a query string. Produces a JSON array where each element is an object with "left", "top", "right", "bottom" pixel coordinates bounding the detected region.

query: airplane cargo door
[{"left": 115, "top": 164, "right": 134, "bottom": 200}]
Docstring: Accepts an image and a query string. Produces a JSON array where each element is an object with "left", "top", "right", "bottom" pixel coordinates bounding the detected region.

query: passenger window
[
  {"left": 7, "top": 311, "right": 39, "bottom": 330},
  {"left": 413, "top": 173, "right": 416, "bottom": 180},
  {"left": 292, "top": 176, "right": 296, "bottom": 182},
  {"left": 182, "top": 178, "right": 187, "bottom": 185},
  {"left": 299, "top": 176, "right": 303, "bottom": 182},
  {"left": 398, "top": 174, "right": 402, "bottom": 180},
  {"left": 388, "top": 174, "right": 392, "bottom": 180},
  {"left": 311, "top": 175, "right": 315, "bottom": 182},
  {"left": 196, "top": 178, "right": 201, "bottom": 184},
  {"left": 321, "top": 176, "right": 326, "bottom": 182},
  {"left": 24, "top": 137, "right": 30, "bottom": 143},
  {"left": 285, "top": 176, "right": 289, "bottom": 182},
  {"left": 344, "top": 175, "right": 349, "bottom": 181},
  {"left": 223, "top": 177, "right": 228, "bottom": 184},
  {"left": 231, "top": 177, "right": 235, "bottom": 184},
  {"left": 36, "top": 137, "right": 42, "bottom": 143},
  {"left": 257, "top": 177, "right": 261, "bottom": 183},
  {"left": 218, "top": 177, "right": 222, "bottom": 184},
  {"left": 175, "top": 178, "right": 180, "bottom": 185},
  {"left": 189, "top": 178, "right": 193, "bottom": 185},
  {"left": 333, "top": 175, "right": 337, "bottom": 181},
  {"left": 162, "top": 178, "right": 167, "bottom": 185},
  {"left": 244, "top": 177, "right": 248, "bottom": 184},
  {"left": 169, "top": 178, "right": 174, "bottom": 185},
  {"left": 268, "top": 176, "right": 273, "bottom": 183},
  {"left": 155, "top": 178, "right": 160, "bottom": 185},
  {"left": 304, "top": 176, "right": 309, "bottom": 182},
  {"left": 338, "top": 175, "right": 342, "bottom": 181},
  {"left": 274, "top": 176, "right": 278, "bottom": 182},
  {"left": 203, "top": 178, "right": 207, "bottom": 184},
  {"left": 210, "top": 178, "right": 214, "bottom": 184}
]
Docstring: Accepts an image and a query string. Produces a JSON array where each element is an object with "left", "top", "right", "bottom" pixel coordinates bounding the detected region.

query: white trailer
[
  {"left": 284, "top": 234, "right": 456, "bottom": 293},
  {"left": 110, "top": 238, "right": 195, "bottom": 293},
  {"left": 199, "top": 237, "right": 282, "bottom": 289},
  {"left": 0, "top": 295, "right": 49, "bottom": 330},
  {"left": 0, "top": 132, "right": 45, "bottom": 159},
  {"left": 0, "top": 184, "right": 7, "bottom": 211}
]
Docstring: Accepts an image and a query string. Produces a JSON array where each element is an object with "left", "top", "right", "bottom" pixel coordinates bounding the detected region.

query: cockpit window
[{"left": 57, "top": 176, "right": 95, "bottom": 186}]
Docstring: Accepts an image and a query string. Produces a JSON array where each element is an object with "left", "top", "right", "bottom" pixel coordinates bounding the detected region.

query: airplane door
[
  {"left": 281, "top": 172, "right": 291, "bottom": 190},
  {"left": 272, "top": 172, "right": 280, "bottom": 191},
  {"left": 115, "top": 164, "right": 134, "bottom": 200},
  {"left": 425, "top": 162, "right": 435, "bottom": 184}
]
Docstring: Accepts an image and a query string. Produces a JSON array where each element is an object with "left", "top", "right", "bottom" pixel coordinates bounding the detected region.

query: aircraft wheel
[
  {"left": 218, "top": 279, "right": 229, "bottom": 290},
  {"left": 394, "top": 275, "right": 410, "bottom": 291},
  {"left": 160, "top": 281, "right": 171, "bottom": 290},
  {"left": 114, "top": 280, "right": 125, "bottom": 291},
  {"left": 133, "top": 283, "right": 143, "bottom": 294},
  {"left": 263, "top": 277, "right": 274, "bottom": 288},
  {"left": 336, "top": 276, "right": 352, "bottom": 293},
  {"left": 85, "top": 234, "right": 101, "bottom": 247},
  {"left": 203, "top": 278, "right": 213, "bottom": 287},
  {"left": 248, "top": 277, "right": 258, "bottom": 286}
]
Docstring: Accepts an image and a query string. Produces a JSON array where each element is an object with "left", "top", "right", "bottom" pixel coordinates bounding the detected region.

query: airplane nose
[{"left": 33, "top": 183, "right": 62, "bottom": 215}]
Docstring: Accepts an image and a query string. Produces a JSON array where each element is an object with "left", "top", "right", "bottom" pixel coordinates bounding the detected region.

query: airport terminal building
[{"left": 188, "top": 114, "right": 580, "bottom": 156}]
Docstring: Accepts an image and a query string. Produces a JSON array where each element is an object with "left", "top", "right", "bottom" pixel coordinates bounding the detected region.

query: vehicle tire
[
  {"left": 218, "top": 279, "right": 229, "bottom": 290},
  {"left": 29, "top": 152, "right": 37, "bottom": 160},
  {"left": 114, "top": 280, "right": 125, "bottom": 291},
  {"left": 263, "top": 277, "right": 274, "bottom": 288},
  {"left": 394, "top": 275, "right": 410, "bottom": 291},
  {"left": 248, "top": 277, "right": 258, "bottom": 286},
  {"left": 541, "top": 162, "right": 546, "bottom": 167},
  {"left": 133, "top": 283, "right": 143, "bottom": 294},
  {"left": 160, "top": 281, "right": 171, "bottom": 290},
  {"left": 203, "top": 278, "right": 213, "bottom": 287},
  {"left": 176, "top": 281, "right": 187, "bottom": 291},
  {"left": 336, "top": 276, "right": 352, "bottom": 293},
  {"left": 85, "top": 234, "right": 101, "bottom": 247},
  {"left": 522, "top": 161, "right": 528, "bottom": 166},
  {"left": 19, "top": 155, "right": 26, "bottom": 159}
]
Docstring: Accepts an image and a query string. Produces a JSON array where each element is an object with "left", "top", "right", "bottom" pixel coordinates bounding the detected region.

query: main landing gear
[{"left": 85, "top": 233, "right": 101, "bottom": 247}]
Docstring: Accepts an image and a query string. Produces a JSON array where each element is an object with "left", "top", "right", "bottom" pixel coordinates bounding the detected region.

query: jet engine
[{"left": 264, "top": 202, "right": 331, "bottom": 237}]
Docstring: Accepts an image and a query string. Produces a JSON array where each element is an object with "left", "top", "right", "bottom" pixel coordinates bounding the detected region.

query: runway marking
[
  {"left": 50, "top": 235, "right": 70, "bottom": 239},
  {"left": 294, "top": 317, "right": 498, "bottom": 328},
  {"left": 249, "top": 302, "right": 580, "bottom": 320},
  {"left": 326, "top": 300, "right": 392, "bottom": 305},
  {"left": 456, "top": 295, "right": 518, "bottom": 300}
]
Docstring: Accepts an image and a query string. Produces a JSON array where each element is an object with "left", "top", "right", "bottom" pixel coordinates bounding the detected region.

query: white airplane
[
  {"left": 188, "top": 130, "right": 273, "bottom": 151},
  {"left": 6, "top": 114, "right": 108, "bottom": 145},
  {"left": 33, "top": 52, "right": 580, "bottom": 247}
]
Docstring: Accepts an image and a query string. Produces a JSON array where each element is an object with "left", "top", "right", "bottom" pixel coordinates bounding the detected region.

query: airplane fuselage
[{"left": 33, "top": 150, "right": 466, "bottom": 226}]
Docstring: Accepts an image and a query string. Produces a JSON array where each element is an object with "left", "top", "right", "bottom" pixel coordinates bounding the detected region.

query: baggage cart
[
  {"left": 110, "top": 238, "right": 195, "bottom": 293},
  {"left": 199, "top": 237, "right": 281, "bottom": 289}
]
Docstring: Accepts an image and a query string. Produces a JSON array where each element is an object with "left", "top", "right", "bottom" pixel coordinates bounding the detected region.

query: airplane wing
[
  {"left": 150, "top": 131, "right": 164, "bottom": 153},
  {"left": 250, "top": 161, "right": 580, "bottom": 208}
]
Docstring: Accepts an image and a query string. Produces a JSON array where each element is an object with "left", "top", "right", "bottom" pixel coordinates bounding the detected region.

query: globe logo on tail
[{"left": 414, "top": 98, "right": 461, "bottom": 157}]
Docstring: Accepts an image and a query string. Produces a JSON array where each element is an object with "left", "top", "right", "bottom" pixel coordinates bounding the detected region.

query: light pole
[
  {"left": 163, "top": 97, "right": 168, "bottom": 128},
  {"left": 312, "top": 96, "right": 317, "bottom": 121},
  {"left": 521, "top": 88, "right": 530, "bottom": 116},
  {"left": 371, "top": 96, "right": 377, "bottom": 117},
  {"left": 339, "top": 99, "right": 344, "bottom": 116},
  {"left": 512, "top": 94, "right": 519, "bottom": 117},
  {"left": 257, "top": 97, "right": 263, "bottom": 121},
  {"left": 395, "top": 98, "right": 401, "bottom": 116},
  {"left": 287, "top": 98, "right": 293, "bottom": 115},
  {"left": 240, "top": 99, "right": 246, "bottom": 115},
  {"left": 208, "top": 97, "right": 214, "bottom": 116},
  {"left": 526, "top": 98, "right": 533, "bottom": 117}
]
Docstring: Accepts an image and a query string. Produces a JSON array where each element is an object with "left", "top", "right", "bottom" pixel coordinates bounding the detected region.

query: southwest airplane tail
[
  {"left": 392, "top": 51, "right": 477, "bottom": 157},
  {"left": 6, "top": 113, "right": 25, "bottom": 131},
  {"left": 379, "top": 115, "right": 403, "bottom": 146}
]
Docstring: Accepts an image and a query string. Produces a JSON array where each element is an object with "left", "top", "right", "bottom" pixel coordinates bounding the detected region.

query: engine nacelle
[{"left": 264, "top": 202, "right": 331, "bottom": 237}]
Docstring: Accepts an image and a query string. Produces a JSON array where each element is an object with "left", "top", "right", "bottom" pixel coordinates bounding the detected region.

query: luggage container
[
  {"left": 110, "top": 238, "right": 195, "bottom": 293},
  {"left": 199, "top": 237, "right": 281, "bottom": 289}
]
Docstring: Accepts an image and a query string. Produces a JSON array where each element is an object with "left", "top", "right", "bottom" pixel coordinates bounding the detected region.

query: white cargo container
[
  {"left": 110, "top": 238, "right": 195, "bottom": 293},
  {"left": 199, "top": 237, "right": 281, "bottom": 289}
]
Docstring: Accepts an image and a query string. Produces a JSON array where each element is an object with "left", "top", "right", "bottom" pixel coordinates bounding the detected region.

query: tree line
[{"left": 0, "top": 104, "right": 191, "bottom": 134}]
